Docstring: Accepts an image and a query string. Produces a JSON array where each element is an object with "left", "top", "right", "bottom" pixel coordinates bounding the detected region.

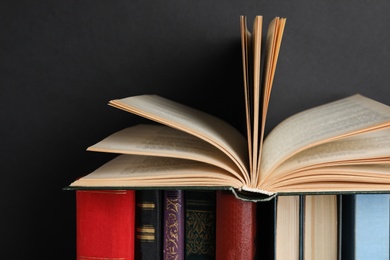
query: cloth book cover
[{"left": 76, "top": 190, "right": 135, "bottom": 259}]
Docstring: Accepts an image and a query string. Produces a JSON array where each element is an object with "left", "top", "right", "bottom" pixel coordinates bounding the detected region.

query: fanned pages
[
  {"left": 251, "top": 15, "right": 262, "bottom": 186},
  {"left": 69, "top": 15, "right": 390, "bottom": 200},
  {"left": 240, "top": 16, "right": 253, "bottom": 175}
]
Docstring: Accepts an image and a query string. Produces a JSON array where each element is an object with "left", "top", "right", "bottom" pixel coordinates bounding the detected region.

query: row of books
[
  {"left": 273, "top": 193, "right": 390, "bottom": 260},
  {"left": 75, "top": 189, "right": 390, "bottom": 259},
  {"left": 76, "top": 189, "right": 255, "bottom": 259}
]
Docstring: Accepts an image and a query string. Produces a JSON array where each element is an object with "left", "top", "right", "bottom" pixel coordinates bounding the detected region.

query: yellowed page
[
  {"left": 109, "top": 95, "right": 250, "bottom": 184},
  {"left": 260, "top": 94, "right": 390, "bottom": 185},
  {"left": 256, "top": 17, "right": 286, "bottom": 182},
  {"left": 266, "top": 164, "right": 390, "bottom": 194},
  {"left": 251, "top": 15, "right": 262, "bottom": 185},
  {"left": 270, "top": 128, "right": 390, "bottom": 178},
  {"left": 262, "top": 17, "right": 286, "bottom": 112},
  {"left": 87, "top": 124, "right": 244, "bottom": 181},
  {"left": 70, "top": 154, "right": 244, "bottom": 188},
  {"left": 240, "top": 15, "right": 253, "bottom": 175}
]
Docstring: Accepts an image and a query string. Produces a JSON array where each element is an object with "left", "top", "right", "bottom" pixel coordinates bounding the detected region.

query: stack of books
[{"left": 68, "top": 15, "right": 390, "bottom": 259}]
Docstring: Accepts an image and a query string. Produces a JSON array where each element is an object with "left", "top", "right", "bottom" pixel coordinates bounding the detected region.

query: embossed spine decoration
[
  {"left": 163, "top": 190, "right": 185, "bottom": 260},
  {"left": 185, "top": 191, "right": 216, "bottom": 260}
]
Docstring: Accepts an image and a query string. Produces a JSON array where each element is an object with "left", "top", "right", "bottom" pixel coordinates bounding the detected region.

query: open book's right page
[{"left": 258, "top": 94, "right": 390, "bottom": 188}]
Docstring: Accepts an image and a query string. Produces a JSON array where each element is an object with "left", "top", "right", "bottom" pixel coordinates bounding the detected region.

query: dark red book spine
[
  {"left": 216, "top": 190, "right": 257, "bottom": 260},
  {"left": 76, "top": 190, "right": 135, "bottom": 260},
  {"left": 163, "top": 190, "right": 185, "bottom": 260}
]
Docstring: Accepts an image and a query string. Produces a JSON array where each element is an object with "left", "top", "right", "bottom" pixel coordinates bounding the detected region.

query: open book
[{"left": 69, "top": 16, "right": 390, "bottom": 200}]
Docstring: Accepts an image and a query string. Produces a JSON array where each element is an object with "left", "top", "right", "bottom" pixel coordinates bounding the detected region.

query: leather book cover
[
  {"left": 135, "top": 190, "right": 163, "bottom": 260},
  {"left": 216, "top": 190, "right": 257, "bottom": 260},
  {"left": 76, "top": 190, "right": 135, "bottom": 259},
  {"left": 185, "top": 190, "right": 216, "bottom": 259},
  {"left": 163, "top": 190, "right": 185, "bottom": 260}
]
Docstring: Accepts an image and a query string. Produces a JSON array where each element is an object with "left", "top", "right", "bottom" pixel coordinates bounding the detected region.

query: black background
[{"left": 1, "top": 0, "right": 390, "bottom": 258}]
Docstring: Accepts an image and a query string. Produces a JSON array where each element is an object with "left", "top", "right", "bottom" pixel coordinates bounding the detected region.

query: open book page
[
  {"left": 109, "top": 95, "right": 249, "bottom": 178},
  {"left": 259, "top": 94, "right": 390, "bottom": 187},
  {"left": 250, "top": 15, "right": 262, "bottom": 186},
  {"left": 267, "top": 164, "right": 390, "bottom": 193},
  {"left": 240, "top": 15, "right": 253, "bottom": 176},
  {"left": 268, "top": 128, "right": 390, "bottom": 180},
  {"left": 87, "top": 124, "right": 247, "bottom": 183},
  {"left": 70, "top": 154, "right": 244, "bottom": 188},
  {"left": 257, "top": 17, "right": 286, "bottom": 179},
  {"left": 262, "top": 17, "right": 286, "bottom": 112}
]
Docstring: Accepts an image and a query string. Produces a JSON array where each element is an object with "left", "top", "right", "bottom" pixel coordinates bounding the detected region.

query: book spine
[
  {"left": 255, "top": 196, "right": 275, "bottom": 260},
  {"left": 303, "top": 195, "right": 338, "bottom": 260},
  {"left": 185, "top": 190, "right": 216, "bottom": 260},
  {"left": 216, "top": 190, "right": 257, "bottom": 260},
  {"left": 76, "top": 190, "right": 135, "bottom": 259},
  {"left": 275, "top": 196, "right": 300, "bottom": 260},
  {"left": 163, "top": 190, "right": 185, "bottom": 260},
  {"left": 135, "top": 190, "right": 163, "bottom": 260},
  {"left": 342, "top": 194, "right": 390, "bottom": 259}
]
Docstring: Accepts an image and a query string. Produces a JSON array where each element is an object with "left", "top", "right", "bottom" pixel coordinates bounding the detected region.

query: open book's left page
[
  {"left": 87, "top": 124, "right": 244, "bottom": 180},
  {"left": 109, "top": 95, "right": 249, "bottom": 178},
  {"left": 71, "top": 154, "right": 244, "bottom": 188}
]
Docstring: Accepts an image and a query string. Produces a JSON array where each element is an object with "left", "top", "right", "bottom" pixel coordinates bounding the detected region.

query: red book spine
[
  {"left": 76, "top": 190, "right": 135, "bottom": 260},
  {"left": 216, "top": 190, "right": 257, "bottom": 260}
]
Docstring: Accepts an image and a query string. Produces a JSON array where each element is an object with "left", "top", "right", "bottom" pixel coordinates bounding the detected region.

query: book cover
[
  {"left": 135, "top": 190, "right": 163, "bottom": 260},
  {"left": 216, "top": 190, "right": 256, "bottom": 259},
  {"left": 342, "top": 194, "right": 390, "bottom": 259},
  {"left": 76, "top": 190, "right": 135, "bottom": 259},
  {"left": 185, "top": 190, "right": 216, "bottom": 260},
  {"left": 163, "top": 190, "right": 185, "bottom": 260}
]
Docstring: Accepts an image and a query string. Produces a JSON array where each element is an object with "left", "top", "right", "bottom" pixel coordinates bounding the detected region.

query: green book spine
[{"left": 185, "top": 190, "right": 216, "bottom": 260}]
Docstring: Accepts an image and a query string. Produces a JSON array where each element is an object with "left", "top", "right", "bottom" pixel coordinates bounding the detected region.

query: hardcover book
[
  {"left": 303, "top": 195, "right": 338, "bottom": 260},
  {"left": 185, "top": 190, "right": 216, "bottom": 259},
  {"left": 69, "top": 15, "right": 390, "bottom": 200},
  {"left": 275, "top": 196, "right": 300, "bottom": 260},
  {"left": 342, "top": 194, "right": 390, "bottom": 259},
  {"left": 76, "top": 190, "right": 135, "bottom": 259},
  {"left": 163, "top": 190, "right": 185, "bottom": 260},
  {"left": 135, "top": 190, "right": 163, "bottom": 260},
  {"left": 215, "top": 190, "right": 257, "bottom": 259}
]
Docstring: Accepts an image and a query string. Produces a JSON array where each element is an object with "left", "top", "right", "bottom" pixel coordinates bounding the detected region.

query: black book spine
[{"left": 135, "top": 190, "right": 163, "bottom": 260}]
